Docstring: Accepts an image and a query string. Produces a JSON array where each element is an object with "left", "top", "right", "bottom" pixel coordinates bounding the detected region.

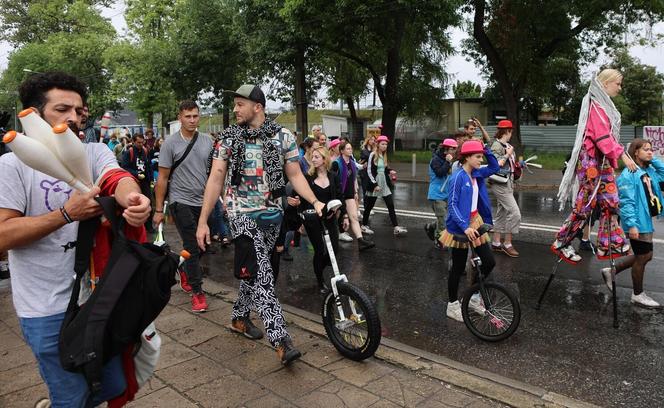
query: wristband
[
  {"left": 155, "top": 210, "right": 164, "bottom": 213},
  {"left": 60, "top": 207, "right": 74, "bottom": 224}
]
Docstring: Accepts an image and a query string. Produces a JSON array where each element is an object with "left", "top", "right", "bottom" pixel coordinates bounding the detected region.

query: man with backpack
[
  {"left": 196, "top": 85, "right": 325, "bottom": 365},
  {"left": 0, "top": 72, "right": 151, "bottom": 407},
  {"left": 122, "top": 133, "right": 154, "bottom": 233},
  {"left": 153, "top": 100, "right": 213, "bottom": 312}
]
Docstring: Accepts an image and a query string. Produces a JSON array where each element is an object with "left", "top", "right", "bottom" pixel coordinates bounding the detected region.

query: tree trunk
[
  {"left": 222, "top": 105, "right": 230, "bottom": 129},
  {"left": 472, "top": 0, "right": 522, "bottom": 152},
  {"left": 294, "top": 46, "right": 308, "bottom": 139},
  {"left": 345, "top": 96, "right": 362, "bottom": 144},
  {"left": 379, "top": 14, "right": 405, "bottom": 151},
  {"left": 147, "top": 112, "right": 154, "bottom": 130}
]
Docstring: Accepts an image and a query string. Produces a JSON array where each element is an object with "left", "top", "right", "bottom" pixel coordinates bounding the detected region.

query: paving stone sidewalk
[{"left": 0, "top": 278, "right": 598, "bottom": 408}]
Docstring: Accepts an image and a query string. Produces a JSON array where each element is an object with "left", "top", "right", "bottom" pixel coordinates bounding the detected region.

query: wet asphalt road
[{"left": 197, "top": 183, "right": 664, "bottom": 408}]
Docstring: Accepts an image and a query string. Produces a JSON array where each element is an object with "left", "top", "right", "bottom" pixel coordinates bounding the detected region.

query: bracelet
[
  {"left": 155, "top": 210, "right": 164, "bottom": 213},
  {"left": 60, "top": 207, "right": 74, "bottom": 224},
  {"left": 312, "top": 199, "right": 320, "bottom": 206}
]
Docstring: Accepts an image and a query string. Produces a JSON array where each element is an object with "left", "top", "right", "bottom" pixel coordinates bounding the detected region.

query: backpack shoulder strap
[{"left": 169, "top": 132, "right": 198, "bottom": 182}]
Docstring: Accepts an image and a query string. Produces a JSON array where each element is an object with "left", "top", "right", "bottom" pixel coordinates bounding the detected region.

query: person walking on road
[
  {"left": 606, "top": 139, "right": 663, "bottom": 308},
  {"left": 301, "top": 146, "right": 343, "bottom": 293},
  {"left": 439, "top": 140, "right": 499, "bottom": 322},
  {"left": 553, "top": 69, "right": 637, "bottom": 264},
  {"left": 363, "top": 135, "right": 408, "bottom": 236},
  {"left": 425, "top": 138, "right": 458, "bottom": 247},
  {"left": 196, "top": 84, "right": 326, "bottom": 365},
  {"left": 489, "top": 120, "right": 521, "bottom": 257},
  {"left": 153, "top": 100, "right": 214, "bottom": 313}
]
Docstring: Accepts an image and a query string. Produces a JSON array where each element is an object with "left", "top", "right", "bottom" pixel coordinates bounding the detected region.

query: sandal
[{"left": 596, "top": 244, "right": 630, "bottom": 260}]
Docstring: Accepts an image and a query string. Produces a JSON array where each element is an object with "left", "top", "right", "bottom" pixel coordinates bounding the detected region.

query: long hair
[
  {"left": 373, "top": 142, "right": 388, "bottom": 166},
  {"left": 361, "top": 134, "right": 375, "bottom": 150},
  {"left": 627, "top": 138, "right": 651, "bottom": 162},
  {"left": 307, "top": 146, "right": 331, "bottom": 177}
]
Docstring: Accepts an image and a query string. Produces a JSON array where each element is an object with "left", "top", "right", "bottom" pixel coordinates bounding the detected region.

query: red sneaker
[
  {"left": 192, "top": 293, "right": 208, "bottom": 313},
  {"left": 177, "top": 268, "right": 192, "bottom": 293}
]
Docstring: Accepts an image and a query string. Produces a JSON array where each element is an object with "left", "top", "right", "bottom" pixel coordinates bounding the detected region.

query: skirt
[{"left": 438, "top": 213, "right": 490, "bottom": 249}]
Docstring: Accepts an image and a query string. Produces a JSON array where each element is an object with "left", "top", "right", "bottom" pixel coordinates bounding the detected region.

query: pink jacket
[{"left": 583, "top": 101, "right": 623, "bottom": 168}]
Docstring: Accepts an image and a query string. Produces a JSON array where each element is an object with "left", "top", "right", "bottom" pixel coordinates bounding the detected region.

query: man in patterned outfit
[{"left": 196, "top": 85, "right": 325, "bottom": 365}]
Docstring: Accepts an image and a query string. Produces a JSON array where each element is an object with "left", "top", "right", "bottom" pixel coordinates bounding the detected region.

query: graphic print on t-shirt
[
  {"left": 232, "top": 141, "right": 270, "bottom": 212},
  {"left": 39, "top": 179, "right": 72, "bottom": 211}
]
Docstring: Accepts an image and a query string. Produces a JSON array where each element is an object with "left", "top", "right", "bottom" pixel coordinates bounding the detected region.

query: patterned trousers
[
  {"left": 555, "top": 149, "right": 627, "bottom": 252},
  {"left": 229, "top": 214, "right": 289, "bottom": 346}
]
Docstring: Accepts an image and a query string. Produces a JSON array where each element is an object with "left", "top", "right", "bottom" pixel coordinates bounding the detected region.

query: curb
[{"left": 201, "top": 278, "right": 599, "bottom": 408}]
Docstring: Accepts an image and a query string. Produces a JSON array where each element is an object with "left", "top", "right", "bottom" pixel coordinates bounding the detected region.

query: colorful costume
[{"left": 555, "top": 79, "right": 628, "bottom": 259}]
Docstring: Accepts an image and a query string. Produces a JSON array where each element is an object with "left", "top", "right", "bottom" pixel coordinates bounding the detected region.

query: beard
[{"left": 68, "top": 122, "right": 80, "bottom": 134}]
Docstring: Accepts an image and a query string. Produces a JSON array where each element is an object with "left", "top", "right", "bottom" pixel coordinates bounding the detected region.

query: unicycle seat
[{"left": 452, "top": 224, "right": 493, "bottom": 243}]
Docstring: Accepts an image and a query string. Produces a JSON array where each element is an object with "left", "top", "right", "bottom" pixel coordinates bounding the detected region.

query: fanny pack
[{"left": 249, "top": 208, "right": 284, "bottom": 228}]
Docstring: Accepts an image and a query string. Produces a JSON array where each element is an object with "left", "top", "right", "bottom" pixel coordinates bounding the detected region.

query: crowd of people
[{"left": 0, "top": 67, "right": 661, "bottom": 407}]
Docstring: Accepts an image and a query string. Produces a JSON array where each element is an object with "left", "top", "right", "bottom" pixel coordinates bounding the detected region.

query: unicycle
[
  {"left": 303, "top": 199, "right": 381, "bottom": 360},
  {"left": 453, "top": 224, "right": 521, "bottom": 342}
]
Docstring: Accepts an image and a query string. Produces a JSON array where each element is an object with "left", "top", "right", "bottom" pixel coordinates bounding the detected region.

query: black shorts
[{"left": 630, "top": 238, "right": 653, "bottom": 255}]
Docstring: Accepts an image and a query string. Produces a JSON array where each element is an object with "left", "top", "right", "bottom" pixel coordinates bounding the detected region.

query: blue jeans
[{"left": 19, "top": 312, "right": 126, "bottom": 408}]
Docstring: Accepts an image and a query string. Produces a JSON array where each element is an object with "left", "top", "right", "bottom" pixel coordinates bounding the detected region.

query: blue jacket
[
  {"left": 427, "top": 150, "right": 452, "bottom": 201},
  {"left": 617, "top": 157, "right": 664, "bottom": 234},
  {"left": 445, "top": 147, "right": 499, "bottom": 234}
]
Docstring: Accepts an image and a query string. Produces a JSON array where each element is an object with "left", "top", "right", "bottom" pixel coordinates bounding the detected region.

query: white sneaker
[
  {"left": 631, "top": 292, "right": 660, "bottom": 308},
  {"left": 34, "top": 398, "right": 51, "bottom": 408},
  {"left": 468, "top": 293, "right": 485, "bottom": 315},
  {"left": 338, "top": 232, "right": 354, "bottom": 242},
  {"left": 559, "top": 245, "right": 581, "bottom": 262},
  {"left": 446, "top": 301, "right": 463, "bottom": 322},
  {"left": 393, "top": 226, "right": 408, "bottom": 236},
  {"left": 361, "top": 225, "right": 374, "bottom": 235},
  {"left": 600, "top": 267, "right": 613, "bottom": 291}
]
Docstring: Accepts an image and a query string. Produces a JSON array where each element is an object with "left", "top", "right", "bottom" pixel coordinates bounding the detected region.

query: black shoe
[
  {"left": 424, "top": 222, "right": 436, "bottom": 241},
  {"left": 0, "top": 266, "right": 9, "bottom": 280},
  {"left": 282, "top": 251, "right": 293, "bottom": 261},
  {"left": 231, "top": 316, "right": 264, "bottom": 340},
  {"left": 357, "top": 237, "right": 375, "bottom": 251},
  {"left": 275, "top": 337, "right": 301, "bottom": 365},
  {"left": 579, "top": 239, "right": 595, "bottom": 252}
]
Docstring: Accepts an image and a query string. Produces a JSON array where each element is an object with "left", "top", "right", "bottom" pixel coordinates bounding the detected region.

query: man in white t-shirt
[{"left": 0, "top": 72, "right": 151, "bottom": 407}]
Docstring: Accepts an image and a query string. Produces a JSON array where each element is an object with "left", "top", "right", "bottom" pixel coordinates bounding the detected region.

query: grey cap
[{"left": 226, "top": 84, "right": 266, "bottom": 107}]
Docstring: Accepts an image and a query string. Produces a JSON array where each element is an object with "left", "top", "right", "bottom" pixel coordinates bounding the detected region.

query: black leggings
[
  {"left": 449, "top": 243, "right": 495, "bottom": 302},
  {"left": 303, "top": 216, "right": 339, "bottom": 287},
  {"left": 363, "top": 194, "right": 398, "bottom": 226}
]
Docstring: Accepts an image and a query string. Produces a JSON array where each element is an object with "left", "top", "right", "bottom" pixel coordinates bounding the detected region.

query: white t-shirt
[
  {"left": 471, "top": 178, "right": 479, "bottom": 212},
  {"left": 0, "top": 144, "right": 119, "bottom": 318}
]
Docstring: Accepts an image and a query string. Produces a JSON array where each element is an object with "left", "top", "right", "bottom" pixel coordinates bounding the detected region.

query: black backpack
[{"left": 59, "top": 197, "right": 178, "bottom": 393}]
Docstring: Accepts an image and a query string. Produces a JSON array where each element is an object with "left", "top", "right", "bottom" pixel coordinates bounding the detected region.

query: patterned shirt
[{"left": 214, "top": 129, "right": 298, "bottom": 217}]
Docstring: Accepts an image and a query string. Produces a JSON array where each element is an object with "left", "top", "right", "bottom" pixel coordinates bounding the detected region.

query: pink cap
[
  {"left": 328, "top": 138, "right": 341, "bottom": 149},
  {"left": 442, "top": 138, "right": 458, "bottom": 148},
  {"left": 376, "top": 135, "right": 389, "bottom": 143},
  {"left": 459, "top": 140, "right": 484, "bottom": 156}
]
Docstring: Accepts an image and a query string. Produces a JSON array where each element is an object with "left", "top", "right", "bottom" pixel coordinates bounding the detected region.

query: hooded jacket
[
  {"left": 427, "top": 149, "right": 453, "bottom": 201},
  {"left": 445, "top": 147, "right": 499, "bottom": 234},
  {"left": 617, "top": 157, "right": 664, "bottom": 234}
]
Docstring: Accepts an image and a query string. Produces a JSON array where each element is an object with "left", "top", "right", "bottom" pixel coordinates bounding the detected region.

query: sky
[{"left": 1, "top": 2, "right": 662, "bottom": 111}]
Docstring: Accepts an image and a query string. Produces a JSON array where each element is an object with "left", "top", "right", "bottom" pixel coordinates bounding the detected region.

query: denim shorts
[{"left": 19, "top": 312, "right": 127, "bottom": 408}]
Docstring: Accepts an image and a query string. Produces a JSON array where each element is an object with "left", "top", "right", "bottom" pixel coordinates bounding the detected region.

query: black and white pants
[{"left": 229, "top": 214, "right": 289, "bottom": 346}]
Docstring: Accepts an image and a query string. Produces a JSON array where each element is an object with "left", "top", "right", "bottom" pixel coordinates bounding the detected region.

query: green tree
[
  {"left": 0, "top": 1, "right": 117, "bottom": 116},
  {"left": 468, "top": 0, "right": 664, "bottom": 150},
  {"left": 611, "top": 49, "right": 664, "bottom": 125},
  {"left": 283, "top": 0, "right": 461, "bottom": 141},
  {"left": 452, "top": 81, "right": 482, "bottom": 98}
]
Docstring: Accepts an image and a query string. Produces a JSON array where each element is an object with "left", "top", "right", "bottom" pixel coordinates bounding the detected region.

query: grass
[{"left": 383, "top": 149, "right": 569, "bottom": 171}]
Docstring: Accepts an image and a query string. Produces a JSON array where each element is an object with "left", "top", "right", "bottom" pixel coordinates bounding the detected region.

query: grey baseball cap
[{"left": 226, "top": 84, "right": 266, "bottom": 107}]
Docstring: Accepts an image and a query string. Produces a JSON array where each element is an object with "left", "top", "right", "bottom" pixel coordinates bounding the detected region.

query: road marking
[{"left": 367, "top": 206, "right": 664, "bottom": 244}]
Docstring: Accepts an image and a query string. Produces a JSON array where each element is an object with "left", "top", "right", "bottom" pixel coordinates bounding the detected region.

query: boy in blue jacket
[
  {"left": 439, "top": 140, "right": 500, "bottom": 321},
  {"left": 425, "top": 138, "right": 458, "bottom": 246},
  {"left": 609, "top": 139, "right": 663, "bottom": 308}
]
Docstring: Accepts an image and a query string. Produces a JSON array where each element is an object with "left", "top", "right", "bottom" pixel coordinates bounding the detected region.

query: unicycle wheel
[
  {"left": 461, "top": 282, "right": 520, "bottom": 342},
  {"left": 322, "top": 282, "right": 381, "bottom": 360}
]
